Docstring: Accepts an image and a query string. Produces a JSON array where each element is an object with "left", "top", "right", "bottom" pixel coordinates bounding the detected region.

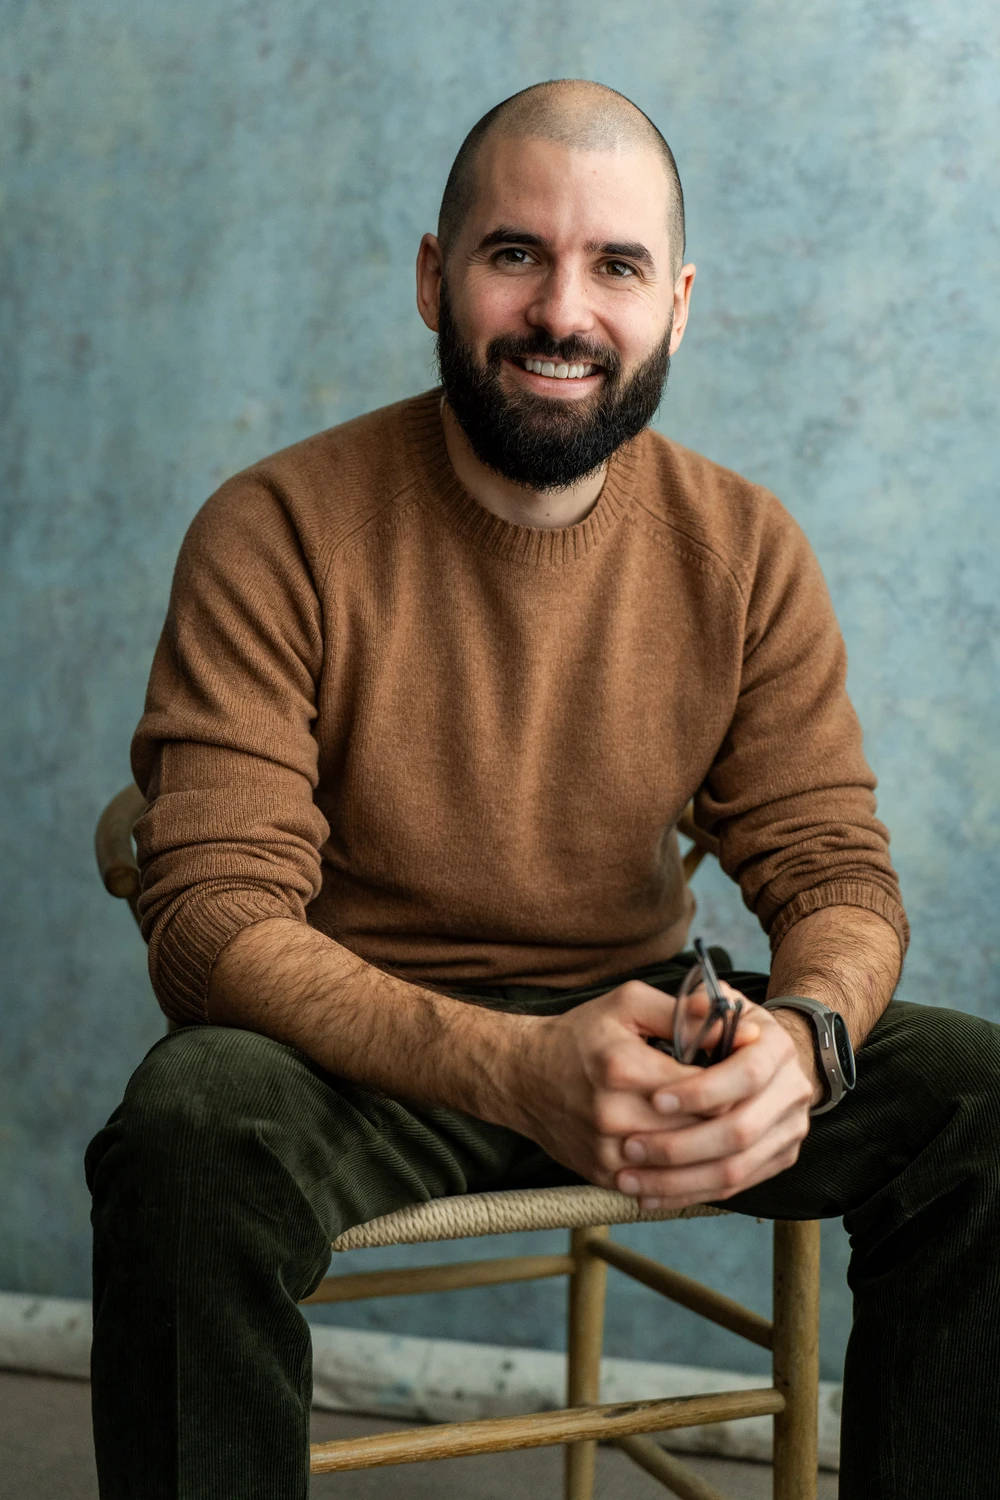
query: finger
[
  {"left": 613, "top": 978, "right": 682, "bottom": 1038},
  {"left": 623, "top": 1066, "right": 810, "bottom": 1172},
  {"left": 593, "top": 1114, "right": 704, "bottom": 1177},
  {"left": 636, "top": 1137, "right": 807, "bottom": 1213},
  {"left": 651, "top": 1014, "right": 791, "bottom": 1117},
  {"left": 608, "top": 979, "right": 719, "bottom": 1063},
  {"left": 592, "top": 1087, "right": 705, "bottom": 1138},
  {"left": 616, "top": 1099, "right": 809, "bottom": 1205},
  {"left": 589, "top": 1036, "right": 704, "bottom": 1105},
  {"left": 730, "top": 1010, "right": 763, "bottom": 1048}
]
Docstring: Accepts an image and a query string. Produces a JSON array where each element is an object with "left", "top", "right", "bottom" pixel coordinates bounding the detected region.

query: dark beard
[{"left": 435, "top": 280, "right": 672, "bottom": 493}]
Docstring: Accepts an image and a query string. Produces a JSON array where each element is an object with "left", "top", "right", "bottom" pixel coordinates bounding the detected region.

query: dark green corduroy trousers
[{"left": 86, "top": 962, "right": 1000, "bottom": 1499}]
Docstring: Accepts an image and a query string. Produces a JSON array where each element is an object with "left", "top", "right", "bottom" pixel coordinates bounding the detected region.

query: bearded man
[{"left": 87, "top": 80, "right": 1000, "bottom": 1500}]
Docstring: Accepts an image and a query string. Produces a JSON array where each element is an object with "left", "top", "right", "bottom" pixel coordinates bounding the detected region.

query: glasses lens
[
  {"left": 675, "top": 963, "right": 727, "bottom": 1065},
  {"left": 675, "top": 953, "right": 742, "bottom": 1066}
]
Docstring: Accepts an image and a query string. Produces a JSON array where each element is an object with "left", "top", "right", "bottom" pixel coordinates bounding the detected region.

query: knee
[
  {"left": 878, "top": 1002, "right": 1000, "bottom": 1146},
  {"left": 913, "top": 1005, "right": 1000, "bottom": 1103},
  {"left": 136, "top": 1022, "right": 299, "bottom": 1120},
  {"left": 86, "top": 1027, "right": 338, "bottom": 1293},
  {"left": 937, "top": 1010, "right": 1000, "bottom": 1154},
  {"left": 87, "top": 1026, "right": 307, "bottom": 1195}
]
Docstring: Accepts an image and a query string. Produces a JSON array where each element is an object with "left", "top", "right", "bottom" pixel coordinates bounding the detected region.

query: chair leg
[
  {"left": 771, "top": 1219, "right": 820, "bottom": 1500},
  {"left": 564, "top": 1225, "right": 610, "bottom": 1500}
]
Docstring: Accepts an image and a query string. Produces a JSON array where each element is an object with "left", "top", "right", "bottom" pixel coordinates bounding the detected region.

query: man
[{"left": 87, "top": 81, "right": 1000, "bottom": 1499}]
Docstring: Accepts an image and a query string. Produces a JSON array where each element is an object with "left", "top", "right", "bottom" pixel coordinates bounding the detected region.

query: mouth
[
  {"left": 518, "top": 356, "right": 600, "bottom": 380},
  {"left": 505, "top": 355, "right": 604, "bottom": 390}
]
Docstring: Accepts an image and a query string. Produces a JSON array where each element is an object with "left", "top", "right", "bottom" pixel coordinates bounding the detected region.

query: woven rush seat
[{"left": 332, "top": 1184, "right": 728, "bottom": 1250}]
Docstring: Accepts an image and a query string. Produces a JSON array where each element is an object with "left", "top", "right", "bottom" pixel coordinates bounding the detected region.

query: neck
[{"left": 439, "top": 400, "right": 607, "bottom": 529}]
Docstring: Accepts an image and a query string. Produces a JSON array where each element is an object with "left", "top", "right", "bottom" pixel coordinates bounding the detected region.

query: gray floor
[{"left": 1, "top": 1369, "right": 838, "bottom": 1498}]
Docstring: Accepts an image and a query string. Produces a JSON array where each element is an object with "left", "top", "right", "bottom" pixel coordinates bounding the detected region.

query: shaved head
[{"left": 437, "top": 80, "right": 685, "bottom": 276}]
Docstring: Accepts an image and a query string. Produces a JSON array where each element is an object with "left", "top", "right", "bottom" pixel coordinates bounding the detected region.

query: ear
[
  {"left": 668, "top": 263, "right": 696, "bottom": 355},
  {"left": 416, "top": 233, "right": 445, "bottom": 333}
]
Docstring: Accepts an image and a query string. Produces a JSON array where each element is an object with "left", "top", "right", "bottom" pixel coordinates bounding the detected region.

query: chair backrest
[
  {"left": 95, "top": 782, "right": 146, "bottom": 919},
  {"left": 676, "top": 801, "right": 719, "bottom": 881}
]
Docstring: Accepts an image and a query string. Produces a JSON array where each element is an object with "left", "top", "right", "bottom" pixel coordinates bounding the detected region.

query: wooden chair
[{"left": 96, "top": 783, "right": 821, "bottom": 1500}]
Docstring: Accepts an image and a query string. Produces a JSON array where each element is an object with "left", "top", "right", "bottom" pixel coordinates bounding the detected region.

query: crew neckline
[{"left": 402, "top": 388, "right": 639, "bottom": 565}]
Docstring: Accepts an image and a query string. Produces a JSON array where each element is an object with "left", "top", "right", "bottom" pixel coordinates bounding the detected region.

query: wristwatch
[{"left": 762, "top": 996, "right": 857, "bottom": 1115}]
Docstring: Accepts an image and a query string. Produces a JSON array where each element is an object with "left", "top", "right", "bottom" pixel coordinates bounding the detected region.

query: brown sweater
[{"left": 133, "top": 389, "right": 907, "bottom": 1024}]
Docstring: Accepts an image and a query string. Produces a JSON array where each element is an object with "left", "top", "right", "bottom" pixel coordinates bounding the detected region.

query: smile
[{"left": 517, "top": 358, "right": 599, "bottom": 380}]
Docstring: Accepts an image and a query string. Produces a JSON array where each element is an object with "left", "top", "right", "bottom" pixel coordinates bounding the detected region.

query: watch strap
[{"left": 762, "top": 995, "right": 855, "bottom": 1115}]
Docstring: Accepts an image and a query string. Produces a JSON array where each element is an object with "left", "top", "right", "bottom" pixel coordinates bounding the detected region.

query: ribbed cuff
[
  {"left": 767, "top": 880, "right": 910, "bottom": 960},
  {"left": 147, "top": 885, "right": 302, "bottom": 1025}
]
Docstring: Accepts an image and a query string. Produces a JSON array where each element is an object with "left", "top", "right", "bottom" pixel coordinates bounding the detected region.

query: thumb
[{"left": 611, "top": 979, "right": 681, "bottom": 1043}]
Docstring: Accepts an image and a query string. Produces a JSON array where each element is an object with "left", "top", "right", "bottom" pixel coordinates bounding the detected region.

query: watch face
[{"left": 832, "top": 1014, "right": 857, "bottom": 1088}]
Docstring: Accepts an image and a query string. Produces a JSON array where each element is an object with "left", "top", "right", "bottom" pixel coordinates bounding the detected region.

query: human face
[
  {"left": 418, "top": 135, "right": 693, "bottom": 488},
  {"left": 435, "top": 275, "right": 671, "bottom": 490}
]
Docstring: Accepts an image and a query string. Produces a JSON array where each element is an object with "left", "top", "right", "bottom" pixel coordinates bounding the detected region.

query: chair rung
[
  {"left": 588, "top": 1236, "right": 773, "bottom": 1350},
  {"left": 615, "top": 1433, "right": 729, "bottom": 1500},
  {"left": 308, "top": 1388, "right": 784, "bottom": 1472},
  {"left": 303, "top": 1252, "right": 574, "bottom": 1303}
]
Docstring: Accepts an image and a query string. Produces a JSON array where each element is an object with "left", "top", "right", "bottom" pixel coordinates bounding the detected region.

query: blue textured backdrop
[{"left": 3, "top": 1, "right": 998, "bottom": 1383}]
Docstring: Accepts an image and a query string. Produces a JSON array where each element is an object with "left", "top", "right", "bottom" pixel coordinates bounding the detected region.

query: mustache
[{"left": 485, "top": 332, "right": 621, "bottom": 376}]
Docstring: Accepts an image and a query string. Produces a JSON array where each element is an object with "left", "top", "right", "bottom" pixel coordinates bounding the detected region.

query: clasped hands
[{"left": 519, "top": 978, "right": 816, "bottom": 1210}]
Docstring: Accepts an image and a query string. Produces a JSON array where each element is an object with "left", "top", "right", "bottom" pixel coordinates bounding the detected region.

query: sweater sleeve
[
  {"left": 131, "top": 475, "right": 330, "bottom": 1024},
  {"left": 695, "top": 498, "right": 909, "bottom": 958}
]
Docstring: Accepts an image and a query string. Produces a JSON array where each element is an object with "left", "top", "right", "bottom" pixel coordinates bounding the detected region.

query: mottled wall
[{"left": 3, "top": 1, "right": 997, "bottom": 1383}]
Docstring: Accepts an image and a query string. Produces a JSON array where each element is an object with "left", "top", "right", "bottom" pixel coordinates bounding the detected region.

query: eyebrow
[{"left": 476, "top": 226, "right": 657, "bottom": 271}]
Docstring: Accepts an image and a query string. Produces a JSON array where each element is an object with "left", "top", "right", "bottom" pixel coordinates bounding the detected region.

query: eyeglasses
[{"left": 674, "top": 937, "right": 743, "bottom": 1066}]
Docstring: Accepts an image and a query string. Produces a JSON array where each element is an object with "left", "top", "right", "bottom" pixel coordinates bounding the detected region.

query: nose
[{"left": 525, "top": 265, "right": 596, "bottom": 343}]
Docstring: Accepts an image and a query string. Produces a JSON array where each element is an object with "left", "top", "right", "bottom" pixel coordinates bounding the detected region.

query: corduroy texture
[
  {"left": 86, "top": 970, "right": 1000, "bottom": 1500},
  {"left": 130, "top": 390, "right": 907, "bottom": 1026}
]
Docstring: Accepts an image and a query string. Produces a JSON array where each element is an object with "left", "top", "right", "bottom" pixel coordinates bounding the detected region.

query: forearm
[
  {"left": 766, "top": 904, "right": 903, "bottom": 1046},
  {"left": 208, "top": 917, "right": 537, "bottom": 1132},
  {"left": 764, "top": 905, "right": 903, "bottom": 1104}
]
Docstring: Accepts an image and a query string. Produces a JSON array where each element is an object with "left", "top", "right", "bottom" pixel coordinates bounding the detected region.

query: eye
[
  {"left": 603, "top": 259, "right": 638, "bottom": 279},
  {"left": 492, "top": 246, "right": 535, "bottom": 267}
]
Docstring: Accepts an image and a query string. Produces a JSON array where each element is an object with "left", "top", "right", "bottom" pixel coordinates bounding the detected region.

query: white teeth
[{"left": 523, "top": 359, "right": 594, "bottom": 379}]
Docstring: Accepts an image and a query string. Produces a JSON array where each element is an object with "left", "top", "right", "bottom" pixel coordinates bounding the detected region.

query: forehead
[{"left": 462, "top": 133, "right": 672, "bottom": 259}]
